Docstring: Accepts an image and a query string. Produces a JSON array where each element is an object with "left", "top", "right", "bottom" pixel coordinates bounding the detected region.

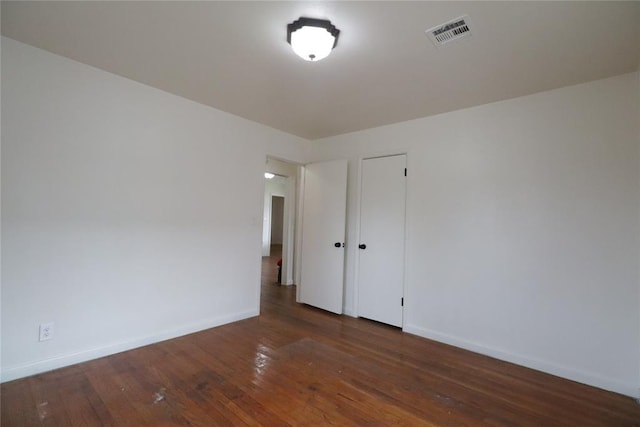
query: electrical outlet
[{"left": 39, "top": 322, "right": 54, "bottom": 341}]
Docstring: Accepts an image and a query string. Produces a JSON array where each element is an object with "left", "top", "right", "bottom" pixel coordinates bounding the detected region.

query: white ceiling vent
[{"left": 425, "top": 15, "right": 472, "bottom": 48}]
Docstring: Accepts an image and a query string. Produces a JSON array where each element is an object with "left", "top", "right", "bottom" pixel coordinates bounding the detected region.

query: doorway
[
  {"left": 262, "top": 157, "right": 300, "bottom": 287},
  {"left": 270, "top": 195, "right": 285, "bottom": 248}
]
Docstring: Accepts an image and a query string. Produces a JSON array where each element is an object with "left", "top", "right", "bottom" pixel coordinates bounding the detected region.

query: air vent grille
[{"left": 426, "top": 16, "right": 472, "bottom": 47}]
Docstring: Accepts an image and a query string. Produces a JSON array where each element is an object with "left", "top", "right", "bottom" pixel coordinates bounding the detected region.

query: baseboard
[
  {"left": 343, "top": 306, "right": 356, "bottom": 318},
  {"left": 1, "top": 309, "right": 259, "bottom": 383},
  {"left": 403, "top": 324, "right": 638, "bottom": 399}
]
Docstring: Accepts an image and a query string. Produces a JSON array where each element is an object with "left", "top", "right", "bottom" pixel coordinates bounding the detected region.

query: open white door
[
  {"left": 358, "top": 155, "right": 406, "bottom": 327},
  {"left": 299, "top": 159, "right": 348, "bottom": 314}
]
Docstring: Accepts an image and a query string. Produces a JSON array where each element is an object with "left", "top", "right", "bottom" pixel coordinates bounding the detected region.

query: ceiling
[{"left": 2, "top": 1, "right": 639, "bottom": 140}]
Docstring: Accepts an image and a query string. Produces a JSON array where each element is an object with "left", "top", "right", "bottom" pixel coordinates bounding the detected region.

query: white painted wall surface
[
  {"left": 312, "top": 72, "right": 640, "bottom": 397},
  {"left": 1, "top": 37, "right": 311, "bottom": 381},
  {"left": 3, "top": 34, "right": 639, "bottom": 399},
  {"left": 266, "top": 158, "right": 298, "bottom": 177}
]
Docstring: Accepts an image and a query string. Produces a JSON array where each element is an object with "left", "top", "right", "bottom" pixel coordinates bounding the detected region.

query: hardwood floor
[{"left": 3, "top": 245, "right": 640, "bottom": 426}]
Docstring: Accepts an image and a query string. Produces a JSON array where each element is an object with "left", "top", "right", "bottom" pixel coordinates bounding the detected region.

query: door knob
[{"left": 359, "top": 244, "right": 367, "bottom": 250}]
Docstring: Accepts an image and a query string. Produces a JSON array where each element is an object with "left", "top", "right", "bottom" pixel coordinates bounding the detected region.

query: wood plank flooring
[{"left": 2, "top": 245, "right": 640, "bottom": 426}]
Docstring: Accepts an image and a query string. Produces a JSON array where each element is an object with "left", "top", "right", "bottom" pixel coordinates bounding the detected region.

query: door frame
[
  {"left": 352, "top": 151, "right": 409, "bottom": 327},
  {"left": 263, "top": 156, "right": 301, "bottom": 286},
  {"left": 295, "top": 165, "right": 305, "bottom": 299}
]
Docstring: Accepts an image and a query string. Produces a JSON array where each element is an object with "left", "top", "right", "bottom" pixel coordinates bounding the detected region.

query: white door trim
[{"left": 263, "top": 155, "right": 301, "bottom": 287}]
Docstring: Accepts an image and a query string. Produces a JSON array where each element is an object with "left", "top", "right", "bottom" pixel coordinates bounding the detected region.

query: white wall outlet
[{"left": 39, "top": 322, "right": 54, "bottom": 341}]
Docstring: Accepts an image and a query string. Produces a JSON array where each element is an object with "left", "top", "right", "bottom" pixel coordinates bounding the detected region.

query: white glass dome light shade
[
  {"left": 287, "top": 18, "right": 340, "bottom": 62},
  {"left": 290, "top": 26, "right": 335, "bottom": 61}
]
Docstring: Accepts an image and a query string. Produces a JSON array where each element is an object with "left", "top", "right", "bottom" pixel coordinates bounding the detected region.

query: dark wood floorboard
[{"left": 2, "top": 244, "right": 640, "bottom": 426}]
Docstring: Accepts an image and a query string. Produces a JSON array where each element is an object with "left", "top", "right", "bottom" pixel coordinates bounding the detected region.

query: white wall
[
  {"left": 0, "top": 37, "right": 311, "bottom": 381},
  {"left": 311, "top": 72, "right": 640, "bottom": 397},
  {"left": 266, "top": 158, "right": 298, "bottom": 178},
  {"left": 3, "top": 35, "right": 639, "bottom": 399}
]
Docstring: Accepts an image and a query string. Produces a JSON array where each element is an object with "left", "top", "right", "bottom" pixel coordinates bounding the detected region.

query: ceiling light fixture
[
  {"left": 287, "top": 17, "right": 340, "bottom": 62},
  {"left": 264, "top": 172, "right": 275, "bottom": 179}
]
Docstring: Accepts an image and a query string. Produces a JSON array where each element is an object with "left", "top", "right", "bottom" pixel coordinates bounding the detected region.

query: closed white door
[
  {"left": 358, "top": 155, "right": 406, "bottom": 327},
  {"left": 299, "top": 159, "right": 348, "bottom": 314}
]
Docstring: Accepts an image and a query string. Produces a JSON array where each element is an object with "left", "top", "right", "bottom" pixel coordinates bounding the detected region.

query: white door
[
  {"left": 299, "top": 159, "right": 348, "bottom": 314},
  {"left": 358, "top": 155, "right": 406, "bottom": 327}
]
